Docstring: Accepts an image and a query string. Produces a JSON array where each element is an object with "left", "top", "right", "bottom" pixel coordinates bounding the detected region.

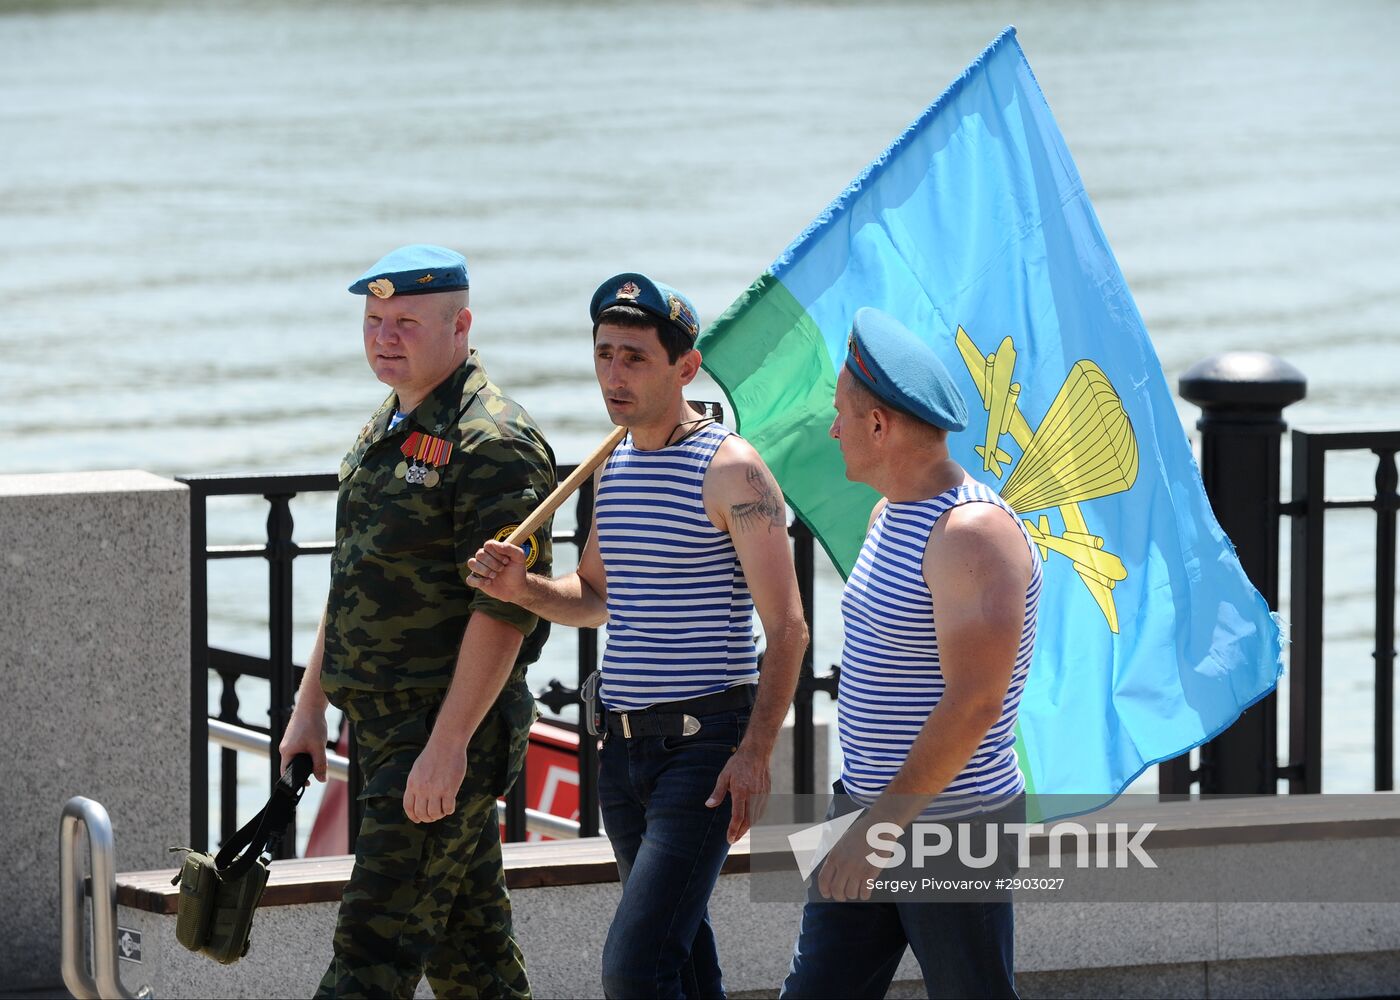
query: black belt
[{"left": 605, "top": 684, "right": 756, "bottom": 739}]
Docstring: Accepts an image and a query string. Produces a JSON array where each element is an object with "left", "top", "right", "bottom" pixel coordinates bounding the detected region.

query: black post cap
[{"left": 1179, "top": 352, "right": 1307, "bottom": 412}]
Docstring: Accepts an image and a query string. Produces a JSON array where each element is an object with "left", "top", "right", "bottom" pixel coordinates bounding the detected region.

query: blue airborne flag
[{"left": 698, "top": 26, "right": 1286, "bottom": 796}]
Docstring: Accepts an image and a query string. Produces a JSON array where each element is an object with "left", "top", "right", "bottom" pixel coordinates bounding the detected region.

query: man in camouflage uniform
[{"left": 280, "top": 244, "right": 555, "bottom": 999}]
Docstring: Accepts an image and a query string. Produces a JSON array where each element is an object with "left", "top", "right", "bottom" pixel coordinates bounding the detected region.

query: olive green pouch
[
  {"left": 172, "top": 850, "right": 219, "bottom": 951},
  {"left": 200, "top": 857, "right": 271, "bottom": 965},
  {"left": 170, "top": 753, "right": 311, "bottom": 964}
]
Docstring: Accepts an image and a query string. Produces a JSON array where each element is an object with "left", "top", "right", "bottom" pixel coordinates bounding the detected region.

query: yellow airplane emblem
[
  {"left": 975, "top": 336, "right": 1021, "bottom": 477},
  {"left": 955, "top": 327, "right": 1138, "bottom": 633}
]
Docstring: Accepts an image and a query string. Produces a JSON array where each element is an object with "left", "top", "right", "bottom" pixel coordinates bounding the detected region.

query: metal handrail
[
  {"left": 208, "top": 719, "right": 581, "bottom": 840},
  {"left": 208, "top": 718, "right": 350, "bottom": 781},
  {"left": 60, "top": 797, "right": 152, "bottom": 999}
]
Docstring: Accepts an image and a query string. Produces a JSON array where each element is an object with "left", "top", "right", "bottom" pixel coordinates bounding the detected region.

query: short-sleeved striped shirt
[
  {"left": 838, "top": 483, "right": 1042, "bottom": 815},
  {"left": 596, "top": 422, "right": 759, "bottom": 710}
]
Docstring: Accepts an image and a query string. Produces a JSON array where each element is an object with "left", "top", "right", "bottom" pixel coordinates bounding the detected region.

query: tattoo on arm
[{"left": 730, "top": 467, "right": 786, "bottom": 533}]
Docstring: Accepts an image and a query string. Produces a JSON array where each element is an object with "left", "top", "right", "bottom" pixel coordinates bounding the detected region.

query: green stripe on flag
[
  {"left": 699, "top": 274, "right": 880, "bottom": 577},
  {"left": 1013, "top": 720, "right": 1037, "bottom": 798}
]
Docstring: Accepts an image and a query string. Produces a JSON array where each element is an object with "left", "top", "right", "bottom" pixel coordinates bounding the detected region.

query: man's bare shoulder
[
  {"left": 705, "top": 434, "right": 767, "bottom": 488},
  {"left": 709, "top": 432, "right": 763, "bottom": 469},
  {"left": 927, "top": 501, "right": 1032, "bottom": 588},
  {"left": 706, "top": 434, "right": 786, "bottom": 534},
  {"left": 934, "top": 499, "right": 1021, "bottom": 537}
]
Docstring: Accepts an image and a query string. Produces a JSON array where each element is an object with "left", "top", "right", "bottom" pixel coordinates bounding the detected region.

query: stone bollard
[{"left": 1160, "top": 353, "right": 1306, "bottom": 795}]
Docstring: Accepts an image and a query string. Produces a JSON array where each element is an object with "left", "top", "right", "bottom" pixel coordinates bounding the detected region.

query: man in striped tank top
[
  {"left": 782, "top": 309, "right": 1041, "bottom": 1000},
  {"left": 470, "top": 273, "right": 809, "bottom": 998}
]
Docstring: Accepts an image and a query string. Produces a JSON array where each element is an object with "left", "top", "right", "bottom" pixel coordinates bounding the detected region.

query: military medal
[
  {"left": 399, "top": 431, "right": 454, "bottom": 487},
  {"left": 394, "top": 461, "right": 408, "bottom": 479}
]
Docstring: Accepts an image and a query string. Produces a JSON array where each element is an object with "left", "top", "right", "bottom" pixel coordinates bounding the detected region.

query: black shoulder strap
[{"left": 214, "top": 753, "right": 315, "bottom": 880}]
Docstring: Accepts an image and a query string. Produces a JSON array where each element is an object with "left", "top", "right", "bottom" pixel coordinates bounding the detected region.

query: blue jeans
[
  {"left": 597, "top": 708, "right": 748, "bottom": 999},
  {"left": 781, "top": 786, "right": 1020, "bottom": 999}
]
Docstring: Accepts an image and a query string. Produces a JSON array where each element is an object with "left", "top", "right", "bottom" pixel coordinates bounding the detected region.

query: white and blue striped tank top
[
  {"left": 595, "top": 422, "right": 759, "bottom": 710},
  {"left": 838, "top": 483, "right": 1043, "bottom": 815}
]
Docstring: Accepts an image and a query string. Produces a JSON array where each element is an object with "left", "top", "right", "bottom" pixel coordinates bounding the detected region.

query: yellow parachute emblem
[{"left": 955, "top": 327, "right": 1139, "bottom": 633}]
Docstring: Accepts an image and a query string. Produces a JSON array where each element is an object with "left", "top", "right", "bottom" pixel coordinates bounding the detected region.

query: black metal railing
[
  {"left": 179, "top": 469, "right": 834, "bottom": 853},
  {"left": 1161, "top": 354, "right": 1398, "bottom": 795},
  {"left": 180, "top": 472, "right": 336, "bottom": 856},
  {"left": 1283, "top": 429, "right": 1400, "bottom": 794}
]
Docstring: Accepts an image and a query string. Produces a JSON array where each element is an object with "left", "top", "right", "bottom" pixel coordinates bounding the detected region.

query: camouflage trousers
[{"left": 316, "top": 687, "right": 533, "bottom": 999}]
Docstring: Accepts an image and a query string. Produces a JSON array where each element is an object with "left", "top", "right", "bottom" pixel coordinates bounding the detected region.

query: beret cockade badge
[
  {"left": 616, "top": 281, "right": 641, "bottom": 300},
  {"left": 367, "top": 278, "right": 396, "bottom": 299}
]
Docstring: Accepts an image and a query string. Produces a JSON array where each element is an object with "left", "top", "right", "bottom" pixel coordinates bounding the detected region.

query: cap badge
[
  {"left": 416, "top": 274, "right": 435, "bottom": 285},
  {"left": 847, "top": 334, "right": 877, "bottom": 383},
  {"left": 368, "top": 278, "right": 396, "bottom": 299},
  {"left": 616, "top": 281, "right": 641, "bottom": 300}
]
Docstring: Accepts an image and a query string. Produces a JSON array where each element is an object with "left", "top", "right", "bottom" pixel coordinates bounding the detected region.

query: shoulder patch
[{"left": 494, "top": 524, "right": 541, "bottom": 570}]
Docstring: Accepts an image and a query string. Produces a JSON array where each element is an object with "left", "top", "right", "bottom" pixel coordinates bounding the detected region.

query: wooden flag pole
[{"left": 502, "top": 424, "right": 627, "bottom": 548}]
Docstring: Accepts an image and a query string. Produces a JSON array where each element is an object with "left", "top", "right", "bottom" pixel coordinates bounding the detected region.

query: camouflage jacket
[{"left": 321, "top": 351, "right": 556, "bottom": 698}]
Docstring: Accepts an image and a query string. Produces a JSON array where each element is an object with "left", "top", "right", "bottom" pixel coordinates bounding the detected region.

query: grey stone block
[
  {"left": 1219, "top": 901, "right": 1400, "bottom": 961},
  {"left": 512, "top": 879, "right": 620, "bottom": 998},
  {"left": 1016, "top": 901, "right": 1218, "bottom": 972},
  {"left": 515, "top": 872, "right": 807, "bottom": 998},
  {"left": 107, "top": 886, "right": 1400, "bottom": 998},
  {"left": 114, "top": 903, "right": 335, "bottom": 999},
  {"left": 1018, "top": 961, "right": 1207, "bottom": 998},
  {"left": 709, "top": 876, "right": 806, "bottom": 993},
  {"left": 2, "top": 472, "right": 190, "bottom": 990},
  {"left": 1207, "top": 950, "right": 1400, "bottom": 999}
]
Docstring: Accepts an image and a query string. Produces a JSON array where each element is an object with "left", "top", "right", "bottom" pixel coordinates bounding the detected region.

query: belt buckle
[
  {"left": 621, "top": 713, "right": 632, "bottom": 739},
  {"left": 682, "top": 714, "right": 701, "bottom": 736}
]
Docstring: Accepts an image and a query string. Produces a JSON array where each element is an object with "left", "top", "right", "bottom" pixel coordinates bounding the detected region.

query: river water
[{"left": 3, "top": 0, "right": 1398, "bottom": 822}]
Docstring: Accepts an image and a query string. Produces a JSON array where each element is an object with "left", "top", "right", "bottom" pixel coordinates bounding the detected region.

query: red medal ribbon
[{"left": 400, "top": 432, "right": 453, "bottom": 466}]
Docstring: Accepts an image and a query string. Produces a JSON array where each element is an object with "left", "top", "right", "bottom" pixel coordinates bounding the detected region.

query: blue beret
[
  {"left": 590, "top": 272, "right": 701, "bottom": 344},
  {"left": 348, "top": 245, "right": 469, "bottom": 298},
  {"left": 845, "top": 308, "right": 968, "bottom": 432}
]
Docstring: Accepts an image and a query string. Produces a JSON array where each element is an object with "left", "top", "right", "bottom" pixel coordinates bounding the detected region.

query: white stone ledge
[{"left": 0, "top": 468, "right": 188, "bottom": 496}]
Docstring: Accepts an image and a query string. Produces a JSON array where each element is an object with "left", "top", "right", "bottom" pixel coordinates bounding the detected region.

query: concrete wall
[
  {"left": 112, "top": 872, "right": 1400, "bottom": 999},
  {"left": 0, "top": 471, "right": 190, "bottom": 989}
]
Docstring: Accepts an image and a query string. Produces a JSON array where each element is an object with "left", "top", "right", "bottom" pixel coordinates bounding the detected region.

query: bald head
[{"left": 437, "top": 289, "right": 469, "bottom": 323}]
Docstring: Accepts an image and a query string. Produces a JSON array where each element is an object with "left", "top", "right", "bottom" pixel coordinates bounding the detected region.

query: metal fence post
[
  {"left": 791, "top": 522, "right": 817, "bottom": 797},
  {"left": 573, "top": 476, "right": 602, "bottom": 838},
  {"left": 1373, "top": 448, "right": 1398, "bottom": 791},
  {"left": 266, "top": 493, "right": 298, "bottom": 856},
  {"left": 185, "top": 484, "right": 210, "bottom": 851},
  {"left": 1161, "top": 352, "right": 1305, "bottom": 795}
]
